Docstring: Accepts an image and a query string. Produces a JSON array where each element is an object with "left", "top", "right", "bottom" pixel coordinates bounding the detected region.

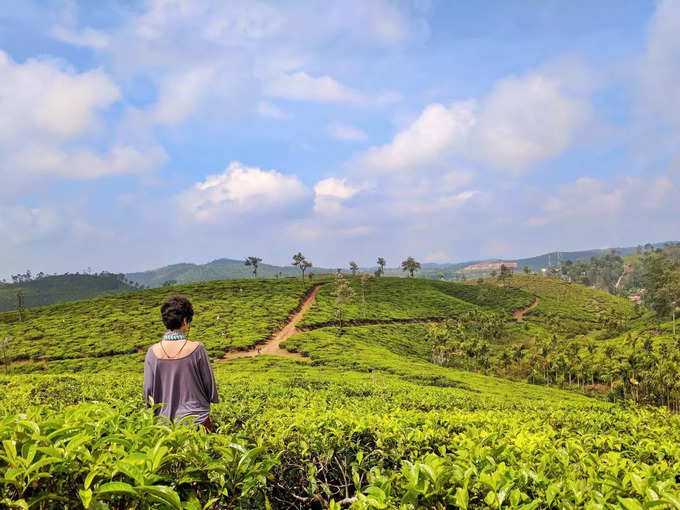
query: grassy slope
[
  {"left": 499, "top": 274, "right": 644, "bottom": 337},
  {"left": 0, "top": 278, "right": 322, "bottom": 360},
  {"left": 2, "top": 275, "right": 680, "bottom": 507},
  {"left": 0, "top": 274, "right": 136, "bottom": 312},
  {"left": 299, "top": 277, "right": 534, "bottom": 327}
]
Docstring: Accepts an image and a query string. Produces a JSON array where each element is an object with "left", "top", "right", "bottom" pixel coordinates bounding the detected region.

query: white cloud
[
  {"left": 265, "top": 72, "right": 364, "bottom": 104},
  {"left": 328, "top": 123, "right": 368, "bottom": 141},
  {"left": 359, "top": 102, "right": 476, "bottom": 172},
  {"left": 313, "top": 177, "right": 361, "bottom": 214},
  {"left": 51, "top": 26, "right": 110, "bottom": 48},
  {"left": 472, "top": 73, "right": 591, "bottom": 174},
  {"left": 151, "top": 66, "right": 218, "bottom": 125},
  {"left": 256, "top": 101, "right": 288, "bottom": 119},
  {"left": 358, "top": 67, "right": 592, "bottom": 175},
  {"left": 180, "top": 161, "right": 308, "bottom": 223},
  {"left": 7, "top": 145, "right": 167, "bottom": 179},
  {"left": 0, "top": 50, "right": 119, "bottom": 143},
  {"left": 314, "top": 177, "right": 360, "bottom": 200},
  {"left": 0, "top": 50, "right": 166, "bottom": 183}
]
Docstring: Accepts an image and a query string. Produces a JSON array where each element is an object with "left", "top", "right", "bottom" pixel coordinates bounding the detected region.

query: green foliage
[
  {"left": 0, "top": 278, "right": 321, "bottom": 360},
  {"left": 502, "top": 275, "right": 642, "bottom": 337},
  {"left": 2, "top": 269, "right": 680, "bottom": 507},
  {"left": 299, "top": 277, "right": 534, "bottom": 327},
  {"left": 0, "top": 274, "right": 136, "bottom": 312},
  {"left": 401, "top": 257, "right": 421, "bottom": 277}
]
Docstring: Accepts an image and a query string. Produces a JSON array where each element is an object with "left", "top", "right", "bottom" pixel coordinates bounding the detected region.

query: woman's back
[{"left": 144, "top": 341, "right": 219, "bottom": 425}]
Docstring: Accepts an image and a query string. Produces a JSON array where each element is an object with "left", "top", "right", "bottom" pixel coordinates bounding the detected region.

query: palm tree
[
  {"left": 401, "top": 257, "right": 421, "bottom": 278},
  {"left": 244, "top": 256, "right": 262, "bottom": 277}
]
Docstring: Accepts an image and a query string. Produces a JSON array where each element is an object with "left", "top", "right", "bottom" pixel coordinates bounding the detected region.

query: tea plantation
[{"left": 1, "top": 276, "right": 680, "bottom": 509}]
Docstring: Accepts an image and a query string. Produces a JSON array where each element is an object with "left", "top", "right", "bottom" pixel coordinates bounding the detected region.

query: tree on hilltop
[
  {"left": 292, "top": 252, "right": 312, "bottom": 281},
  {"left": 349, "top": 261, "right": 359, "bottom": 276},
  {"left": 498, "top": 264, "right": 513, "bottom": 286},
  {"left": 244, "top": 256, "right": 263, "bottom": 278},
  {"left": 376, "top": 257, "right": 386, "bottom": 277},
  {"left": 401, "top": 257, "right": 421, "bottom": 278}
]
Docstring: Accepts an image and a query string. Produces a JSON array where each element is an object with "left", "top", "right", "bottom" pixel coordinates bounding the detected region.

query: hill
[
  {"left": 1, "top": 275, "right": 680, "bottom": 507},
  {"left": 0, "top": 273, "right": 136, "bottom": 312},
  {"left": 126, "top": 258, "right": 337, "bottom": 287},
  {"left": 124, "top": 241, "right": 678, "bottom": 287}
]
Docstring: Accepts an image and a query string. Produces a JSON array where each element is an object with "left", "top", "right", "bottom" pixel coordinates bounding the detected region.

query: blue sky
[{"left": 1, "top": 0, "right": 679, "bottom": 277}]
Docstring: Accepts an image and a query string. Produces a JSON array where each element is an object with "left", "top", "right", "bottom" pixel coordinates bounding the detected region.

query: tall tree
[
  {"left": 331, "top": 272, "right": 355, "bottom": 334},
  {"left": 376, "top": 257, "right": 386, "bottom": 277},
  {"left": 292, "top": 252, "right": 311, "bottom": 281},
  {"left": 498, "top": 264, "right": 513, "bottom": 286},
  {"left": 244, "top": 256, "right": 263, "bottom": 278},
  {"left": 349, "top": 261, "right": 359, "bottom": 276},
  {"left": 401, "top": 257, "right": 421, "bottom": 278}
]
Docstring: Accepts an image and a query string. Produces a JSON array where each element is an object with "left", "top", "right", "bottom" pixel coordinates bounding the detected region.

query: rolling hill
[
  {"left": 1, "top": 274, "right": 679, "bottom": 507},
  {"left": 0, "top": 273, "right": 136, "bottom": 312},
  {"left": 124, "top": 241, "right": 678, "bottom": 288}
]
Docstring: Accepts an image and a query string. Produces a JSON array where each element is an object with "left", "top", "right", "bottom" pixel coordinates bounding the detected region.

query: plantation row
[
  {"left": 0, "top": 278, "right": 321, "bottom": 360},
  {"left": 2, "top": 274, "right": 680, "bottom": 507},
  {"left": 2, "top": 359, "right": 680, "bottom": 508}
]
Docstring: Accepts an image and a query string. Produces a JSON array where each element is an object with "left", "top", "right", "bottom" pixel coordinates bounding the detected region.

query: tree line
[{"left": 242, "top": 254, "right": 423, "bottom": 280}]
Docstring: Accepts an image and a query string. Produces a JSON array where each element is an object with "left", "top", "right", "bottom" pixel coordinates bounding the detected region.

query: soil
[
  {"left": 222, "top": 285, "right": 322, "bottom": 361},
  {"left": 513, "top": 298, "right": 540, "bottom": 320}
]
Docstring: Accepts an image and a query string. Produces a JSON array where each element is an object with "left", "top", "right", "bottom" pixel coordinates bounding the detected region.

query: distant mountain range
[
  {"left": 126, "top": 241, "right": 677, "bottom": 287},
  {"left": 2, "top": 241, "right": 674, "bottom": 313}
]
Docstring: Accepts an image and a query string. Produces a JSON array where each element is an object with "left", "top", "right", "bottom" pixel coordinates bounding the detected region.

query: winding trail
[
  {"left": 513, "top": 298, "right": 540, "bottom": 320},
  {"left": 221, "top": 285, "right": 322, "bottom": 361}
]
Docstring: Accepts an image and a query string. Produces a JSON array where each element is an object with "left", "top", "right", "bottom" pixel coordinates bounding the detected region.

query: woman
[{"left": 144, "top": 295, "right": 218, "bottom": 431}]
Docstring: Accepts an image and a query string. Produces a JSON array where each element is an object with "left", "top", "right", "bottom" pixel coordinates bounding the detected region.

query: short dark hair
[{"left": 161, "top": 295, "right": 194, "bottom": 330}]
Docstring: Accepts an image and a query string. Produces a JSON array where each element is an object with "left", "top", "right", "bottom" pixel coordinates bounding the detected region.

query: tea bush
[{"left": 0, "top": 278, "right": 320, "bottom": 360}]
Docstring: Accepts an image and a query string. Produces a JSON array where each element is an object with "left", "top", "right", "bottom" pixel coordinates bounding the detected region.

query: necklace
[
  {"left": 160, "top": 338, "right": 188, "bottom": 359},
  {"left": 163, "top": 332, "right": 186, "bottom": 341}
]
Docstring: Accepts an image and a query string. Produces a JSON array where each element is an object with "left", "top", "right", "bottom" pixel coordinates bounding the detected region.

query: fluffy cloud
[
  {"left": 359, "top": 102, "right": 476, "bottom": 172},
  {"left": 0, "top": 50, "right": 165, "bottom": 183},
  {"left": 180, "top": 161, "right": 309, "bottom": 223},
  {"left": 328, "top": 123, "right": 368, "bottom": 141},
  {"left": 265, "top": 72, "right": 364, "bottom": 104},
  {"left": 313, "top": 177, "right": 362, "bottom": 214},
  {"left": 358, "top": 68, "right": 592, "bottom": 175},
  {"left": 0, "top": 50, "right": 119, "bottom": 142},
  {"left": 472, "top": 73, "right": 591, "bottom": 173}
]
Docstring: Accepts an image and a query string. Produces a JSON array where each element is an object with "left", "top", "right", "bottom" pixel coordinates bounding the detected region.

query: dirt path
[
  {"left": 222, "top": 285, "right": 322, "bottom": 361},
  {"left": 513, "top": 298, "right": 540, "bottom": 320}
]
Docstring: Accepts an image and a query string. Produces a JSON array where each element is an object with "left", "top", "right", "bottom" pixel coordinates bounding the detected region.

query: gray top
[{"left": 143, "top": 343, "right": 219, "bottom": 425}]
